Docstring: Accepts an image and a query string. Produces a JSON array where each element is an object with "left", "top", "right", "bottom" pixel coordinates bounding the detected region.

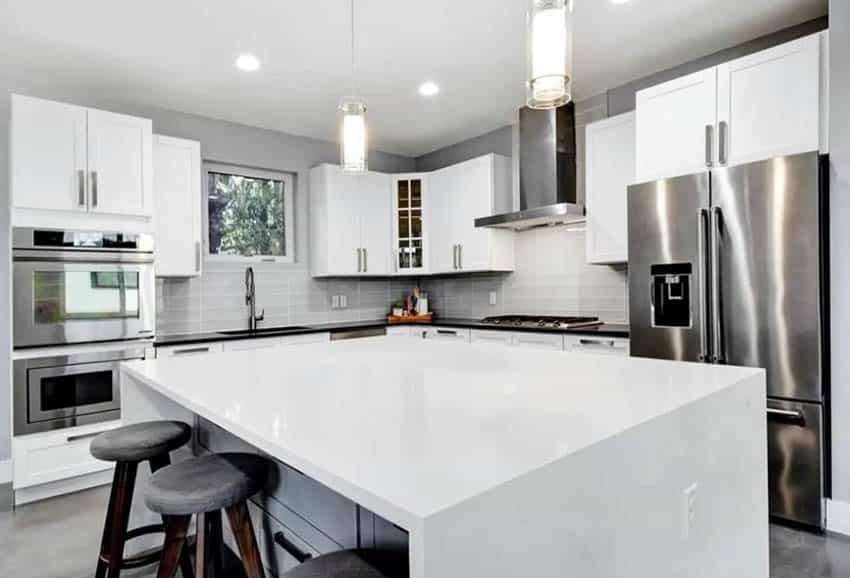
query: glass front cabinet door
[{"left": 392, "top": 174, "right": 428, "bottom": 275}]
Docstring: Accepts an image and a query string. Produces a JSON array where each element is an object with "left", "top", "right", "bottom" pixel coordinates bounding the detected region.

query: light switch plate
[
  {"left": 331, "top": 295, "right": 340, "bottom": 309},
  {"left": 340, "top": 295, "right": 348, "bottom": 308}
]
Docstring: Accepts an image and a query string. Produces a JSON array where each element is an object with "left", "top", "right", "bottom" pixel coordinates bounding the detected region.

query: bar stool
[
  {"left": 147, "top": 452, "right": 407, "bottom": 578},
  {"left": 90, "top": 420, "right": 193, "bottom": 578}
]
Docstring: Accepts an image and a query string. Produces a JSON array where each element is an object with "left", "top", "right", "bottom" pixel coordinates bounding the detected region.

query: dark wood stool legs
[
  {"left": 95, "top": 454, "right": 193, "bottom": 577},
  {"left": 158, "top": 500, "right": 264, "bottom": 578}
]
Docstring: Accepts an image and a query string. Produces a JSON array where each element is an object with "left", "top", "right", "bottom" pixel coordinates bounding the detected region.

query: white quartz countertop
[{"left": 121, "top": 337, "right": 763, "bottom": 532}]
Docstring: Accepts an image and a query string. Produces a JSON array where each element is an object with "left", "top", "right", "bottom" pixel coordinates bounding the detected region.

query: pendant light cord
[{"left": 350, "top": 0, "right": 357, "bottom": 95}]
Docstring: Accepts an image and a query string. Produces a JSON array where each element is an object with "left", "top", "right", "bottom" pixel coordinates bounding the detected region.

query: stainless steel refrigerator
[{"left": 628, "top": 151, "right": 829, "bottom": 530}]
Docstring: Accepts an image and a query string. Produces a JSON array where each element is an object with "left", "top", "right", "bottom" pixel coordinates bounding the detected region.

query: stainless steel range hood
[{"left": 475, "top": 104, "right": 584, "bottom": 230}]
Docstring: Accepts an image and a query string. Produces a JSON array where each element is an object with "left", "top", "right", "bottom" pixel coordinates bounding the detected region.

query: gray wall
[
  {"left": 0, "top": 82, "right": 414, "bottom": 464},
  {"left": 415, "top": 125, "right": 514, "bottom": 173},
  {"left": 829, "top": 0, "right": 850, "bottom": 504}
]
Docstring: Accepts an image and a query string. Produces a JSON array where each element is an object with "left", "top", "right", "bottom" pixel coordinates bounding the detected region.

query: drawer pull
[
  {"left": 436, "top": 329, "right": 458, "bottom": 336},
  {"left": 579, "top": 339, "right": 616, "bottom": 347},
  {"left": 273, "top": 531, "right": 313, "bottom": 564},
  {"left": 172, "top": 347, "right": 211, "bottom": 355},
  {"left": 67, "top": 430, "right": 111, "bottom": 443}
]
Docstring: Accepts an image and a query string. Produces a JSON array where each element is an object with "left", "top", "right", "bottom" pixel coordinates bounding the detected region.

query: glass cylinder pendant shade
[
  {"left": 339, "top": 98, "right": 368, "bottom": 172},
  {"left": 527, "top": 0, "right": 573, "bottom": 110}
]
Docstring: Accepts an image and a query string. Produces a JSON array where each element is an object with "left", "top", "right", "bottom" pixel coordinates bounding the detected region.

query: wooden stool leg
[
  {"left": 95, "top": 463, "right": 123, "bottom": 578},
  {"left": 150, "top": 453, "right": 195, "bottom": 577},
  {"left": 207, "top": 510, "right": 225, "bottom": 578},
  {"left": 225, "top": 502, "right": 265, "bottom": 578},
  {"left": 195, "top": 512, "right": 208, "bottom": 578},
  {"left": 98, "top": 461, "right": 139, "bottom": 578},
  {"left": 158, "top": 515, "right": 192, "bottom": 578}
]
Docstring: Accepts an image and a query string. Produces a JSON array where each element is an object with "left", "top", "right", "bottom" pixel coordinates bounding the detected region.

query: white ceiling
[{"left": 0, "top": 0, "right": 827, "bottom": 157}]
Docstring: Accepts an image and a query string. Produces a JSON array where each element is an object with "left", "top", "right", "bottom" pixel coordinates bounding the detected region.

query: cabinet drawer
[
  {"left": 416, "top": 326, "right": 471, "bottom": 342},
  {"left": 262, "top": 458, "right": 359, "bottom": 550},
  {"left": 470, "top": 329, "right": 513, "bottom": 346},
  {"left": 385, "top": 326, "right": 411, "bottom": 337},
  {"left": 157, "top": 342, "right": 223, "bottom": 358},
  {"left": 246, "top": 501, "right": 321, "bottom": 577},
  {"left": 512, "top": 332, "right": 564, "bottom": 350},
  {"left": 223, "top": 337, "right": 283, "bottom": 352},
  {"left": 280, "top": 333, "right": 329, "bottom": 346},
  {"left": 12, "top": 421, "right": 120, "bottom": 489}
]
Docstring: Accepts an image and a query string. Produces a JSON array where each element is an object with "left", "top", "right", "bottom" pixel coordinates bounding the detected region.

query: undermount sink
[{"left": 218, "top": 326, "right": 309, "bottom": 337}]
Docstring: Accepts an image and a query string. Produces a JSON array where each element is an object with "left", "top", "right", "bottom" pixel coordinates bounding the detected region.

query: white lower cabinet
[
  {"left": 470, "top": 329, "right": 514, "bottom": 347},
  {"left": 12, "top": 420, "right": 121, "bottom": 490},
  {"left": 564, "top": 335, "right": 630, "bottom": 356},
  {"left": 157, "top": 342, "right": 224, "bottom": 358},
  {"left": 222, "top": 333, "right": 330, "bottom": 352},
  {"left": 385, "top": 326, "right": 413, "bottom": 338}
]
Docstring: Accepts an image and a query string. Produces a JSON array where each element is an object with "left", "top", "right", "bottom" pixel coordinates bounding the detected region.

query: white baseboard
[
  {"left": 0, "top": 459, "right": 11, "bottom": 484},
  {"left": 13, "top": 469, "right": 113, "bottom": 507},
  {"left": 826, "top": 499, "right": 850, "bottom": 536}
]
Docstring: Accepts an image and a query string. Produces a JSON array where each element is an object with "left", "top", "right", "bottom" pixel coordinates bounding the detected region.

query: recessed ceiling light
[
  {"left": 418, "top": 81, "right": 440, "bottom": 97},
  {"left": 235, "top": 53, "right": 261, "bottom": 72}
]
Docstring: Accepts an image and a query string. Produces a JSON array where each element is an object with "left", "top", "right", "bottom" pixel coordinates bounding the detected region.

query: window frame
[{"left": 202, "top": 161, "right": 295, "bottom": 264}]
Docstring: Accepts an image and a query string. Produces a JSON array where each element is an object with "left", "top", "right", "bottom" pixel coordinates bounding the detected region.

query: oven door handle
[{"left": 767, "top": 407, "right": 806, "bottom": 426}]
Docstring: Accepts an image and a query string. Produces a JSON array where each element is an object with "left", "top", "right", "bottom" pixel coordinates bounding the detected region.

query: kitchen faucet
[{"left": 245, "top": 266, "right": 264, "bottom": 331}]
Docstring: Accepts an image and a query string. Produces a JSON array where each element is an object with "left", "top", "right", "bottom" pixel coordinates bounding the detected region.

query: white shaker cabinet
[
  {"left": 310, "top": 165, "right": 391, "bottom": 277},
  {"left": 585, "top": 112, "right": 635, "bottom": 264},
  {"left": 153, "top": 135, "right": 202, "bottom": 277},
  {"left": 428, "top": 154, "right": 514, "bottom": 274},
  {"left": 635, "top": 68, "right": 717, "bottom": 183},
  {"left": 10, "top": 95, "right": 88, "bottom": 212},
  {"left": 716, "top": 33, "right": 822, "bottom": 167},
  {"left": 392, "top": 174, "right": 429, "bottom": 275},
  {"left": 635, "top": 33, "right": 827, "bottom": 183},
  {"left": 11, "top": 94, "right": 153, "bottom": 219}
]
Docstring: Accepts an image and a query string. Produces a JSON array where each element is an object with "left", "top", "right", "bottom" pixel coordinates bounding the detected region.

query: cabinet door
[
  {"left": 454, "top": 156, "right": 495, "bottom": 272},
  {"left": 87, "top": 108, "right": 153, "bottom": 216},
  {"left": 392, "top": 175, "right": 428, "bottom": 275},
  {"left": 513, "top": 332, "right": 564, "bottom": 350},
  {"left": 222, "top": 337, "right": 283, "bottom": 352},
  {"left": 635, "top": 68, "right": 717, "bottom": 182},
  {"left": 717, "top": 34, "right": 820, "bottom": 167},
  {"left": 427, "top": 166, "right": 460, "bottom": 274},
  {"left": 156, "top": 342, "right": 223, "bottom": 358},
  {"left": 11, "top": 94, "right": 88, "bottom": 212},
  {"left": 585, "top": 112, "right": 635, "bottom": 264},
  {"left": 154, "top": 135, "right": 202, "bottom": 277},
  {"left": 565, "top": 336, "right": 630, "bottom": 356},
  {"left": 358, "top": 171, "right": 392, "bottom": 276},
  {"left": 323, "top": 167, "right": 362, "bottom": 276}
]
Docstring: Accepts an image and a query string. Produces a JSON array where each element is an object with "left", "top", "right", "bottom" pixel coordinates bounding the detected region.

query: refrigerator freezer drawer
[{"left": 767, "top": 399, "right": 824, "bottom": 529}]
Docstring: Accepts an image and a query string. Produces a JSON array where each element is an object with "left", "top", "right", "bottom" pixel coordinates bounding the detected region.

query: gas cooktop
[{"left": 480, "top": 315, "right": 603, "bottom": 329}]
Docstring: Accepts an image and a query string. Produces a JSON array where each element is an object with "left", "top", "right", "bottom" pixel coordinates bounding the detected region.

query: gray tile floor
[{"left": 2, "top": 483, "right": 850, "bottom": 577}]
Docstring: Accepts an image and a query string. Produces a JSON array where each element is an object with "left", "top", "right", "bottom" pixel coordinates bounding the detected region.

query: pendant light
[
  {"left": 340, "top": 0, "right": 368, "bottom": 172},
  {"left": 526, "top": 0, "right": 573, "bottom": 109}
]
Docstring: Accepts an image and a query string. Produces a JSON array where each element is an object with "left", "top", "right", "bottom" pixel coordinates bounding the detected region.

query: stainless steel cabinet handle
[
  {"left": 363, "top": 247, "right": 368, "bottom": 272},
  {"left": 357, "top": 248, "right": 362, "bottom": 273},
  {"left": 578, "top": 338, "right": 616, "bottom": 347},
  {"left": 710, "top": 206, "right": 725, "bottom": 363},
  {"left": 696, "top": 208, "right": 710, "bottom": 362},
  {"left": 458, "top": 244, "right": 463, "bottom": 269},
  {"left": 172, "top": 346, "right": 210, "bottom": 356},
  {"left": 195, "top": 241, "right": 201, "bottom": 272},
  {"left": 273, "top": 532, "right": 313, "bottom": 564},
  {"left": 90, "top": 171, "right": 99, "bottom": 208},
  {"left": 77, "top": 169, "right": 86, "bottom": 207},
  {"left": 718, "top": 121, "right": 729, "bottom": 165},
  {"left": 704, "top": 125, "right": 714, "bottom": 168},
  {"left": 437, "top": 329, "right": 458, "bottom": 336},
  {"left": 452, "top": 245, "right": 457, "bottom": 269},
  {"left": 67, "top": 430, "right": 111, "bottom": 443}
]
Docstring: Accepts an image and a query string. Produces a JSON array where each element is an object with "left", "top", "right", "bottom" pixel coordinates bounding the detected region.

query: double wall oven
[{"left": 12, "top": 228, "right": 155, "bottom": 435}]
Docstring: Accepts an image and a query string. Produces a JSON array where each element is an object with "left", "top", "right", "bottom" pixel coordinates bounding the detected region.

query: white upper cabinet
[
  {"left": 310, "top": 164, "right": 391, "bottom": 277},
  {"left": 392, "top": 174, "right": 429, "bottom": 275},
  {"left": 585, "top": 112, "right": 635, "bottom": 264},
  {"left": 635, "top": 68, "right": 717, "bottom": 183},
  {"left": 11, "top": 95, "right": 88, "bottom": 212},
  {"left": 716, "top": 33, "right": 821, "bottom": 167},
  {"left": 636, "top": 33, "right": 827, "bottom": 182},
  {"left": 11, "top": 94, "right": 153, "bottom": 220},
  {"left": 87, "top": 109, "right": 153, "bottom": 216},
  {"left": 153, "top": 135, "right": 202, "bottom": 277},
  {"left": 428, "top": 154, "right": 514, "bottom": 274}
]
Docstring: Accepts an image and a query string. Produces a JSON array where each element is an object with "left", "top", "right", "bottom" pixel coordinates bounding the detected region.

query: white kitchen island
[{"left": 121, "top": 337, "right": 768, "bottom": 578}]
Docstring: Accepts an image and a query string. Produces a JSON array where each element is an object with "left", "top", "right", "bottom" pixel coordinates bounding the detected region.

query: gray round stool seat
[
  {"left": 90, "top": 420, "right": 191, "bottom": 463},
  {"left": 283, "top": 549, "right": 408, "bottom": 578},
  {"left": 145, "top": 452, "right": 269, "bottom": 515}
]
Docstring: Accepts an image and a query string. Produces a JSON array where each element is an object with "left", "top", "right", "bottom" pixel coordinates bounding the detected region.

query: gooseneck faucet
[{"left": 245, "top": 266, "right": 265, "bottom": 331}]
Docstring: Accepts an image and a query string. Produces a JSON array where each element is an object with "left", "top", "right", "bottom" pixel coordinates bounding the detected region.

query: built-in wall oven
[
  {"left": 13, "top": 228, "right": 155, "bottom": 348},
  {"left": 13, "top": 347, "right": 147, "bottom": 435}
]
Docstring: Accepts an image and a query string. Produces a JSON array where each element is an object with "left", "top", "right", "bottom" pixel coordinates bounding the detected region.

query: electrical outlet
[
  {"left": 331, "top": 295, "right": 340, "bottom": 309},
  {"left": 340, "top": 295, "right": 348, "bottom": 308},
  {"left": 489, "top": 291, "right": 497, "bottom": 306},
  {"left": 683, "top": 483, "right": 698, "bottom": 537}
]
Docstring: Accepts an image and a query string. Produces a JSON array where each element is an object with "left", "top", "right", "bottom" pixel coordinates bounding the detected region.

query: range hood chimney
[{"left": 475, "top": 104, "right": 584, "bottom": 230}]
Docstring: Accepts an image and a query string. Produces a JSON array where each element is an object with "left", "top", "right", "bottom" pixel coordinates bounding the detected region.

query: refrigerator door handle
[
  {"left": 710, "top": 206, "right": 725, "bottom": 363},
  {"left": 767, "top": 407, "right": 806, "bottom": 425},
  {"left": 705, "top": 125, "right": 714, "bottom": 168},
  {"left": 697, "top": 208, "right": 710, "bottom": 362}
]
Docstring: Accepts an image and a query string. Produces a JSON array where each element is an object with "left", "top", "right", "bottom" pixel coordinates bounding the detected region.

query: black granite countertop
[{"left": 154, "top": 318, "right": 629, "bottom": 347}]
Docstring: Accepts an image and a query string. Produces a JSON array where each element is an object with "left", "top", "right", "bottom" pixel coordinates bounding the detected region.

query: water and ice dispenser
[{"left": 650, "top": 263, "right": 692, "bottom": 328}]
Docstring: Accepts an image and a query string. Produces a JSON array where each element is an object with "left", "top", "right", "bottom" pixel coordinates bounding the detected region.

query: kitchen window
[{"left": 204, "top": 162, "right": 295, "bottom": 262}]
